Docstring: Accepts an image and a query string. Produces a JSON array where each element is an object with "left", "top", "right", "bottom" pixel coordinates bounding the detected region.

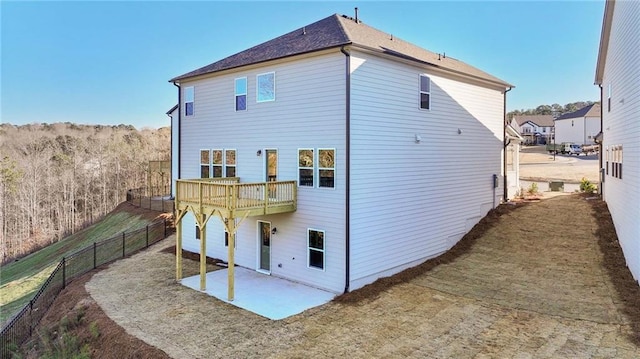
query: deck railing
[{"left": 175, "top": 178, "right": 296, "bottom": 216}]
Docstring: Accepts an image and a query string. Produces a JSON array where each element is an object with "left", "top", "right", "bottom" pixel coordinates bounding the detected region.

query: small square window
[{"left": 257, "top": 72, "right": 275, "bottom": 102}]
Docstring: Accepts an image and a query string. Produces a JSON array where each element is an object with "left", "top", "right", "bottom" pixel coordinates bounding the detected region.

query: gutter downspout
[
  {"left": 599, "top": 85, "right": 604, "bottom": 196},
  {"left": 340, "top": 46, "right": 351, "bottom": 294},
  {"left": 503, "top": 86, "right": 513, "bottom": 201},
  {"left": 173, "top": 82, "right": 181, "bottom": 194}
]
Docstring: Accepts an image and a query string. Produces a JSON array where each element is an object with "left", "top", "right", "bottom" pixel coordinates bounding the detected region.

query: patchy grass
[{"left": 0, "top": 202, "right": 164, "bottom": 323}]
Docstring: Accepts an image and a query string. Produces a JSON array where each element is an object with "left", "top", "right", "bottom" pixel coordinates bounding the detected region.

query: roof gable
[
  {"left": 170, "top": 14, "right": 511, "bottom": 88},
  {"left": 555, "top": 104, "right": 601, "bottom": 121},
  {"left": 513, "top": 115, "right": 555, "bottom": 128}
]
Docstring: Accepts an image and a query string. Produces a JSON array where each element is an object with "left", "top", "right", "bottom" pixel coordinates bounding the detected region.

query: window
[
  {"left": 225, "top": 150, "right": 236, "bottom": 177},
  {"left": 318, "top": 149, "right": 335, "bottom": 188},
  {"left": 195, "top": 225, "right": 201, "bottom": 240},
  {"left": 308, "top": 229, "right": 325, "bottom": 270},
  {"left": 605, "top": 146, "right": 609, "bottom": 175},
  {"left": 185, "top": 86, "right": 194, "bottom": 116},
  {"left": 542, "top": 128, "right": 546, "bottom": 133},
  {"left": 200, "top": 150, "right": 210, "bottom": 178},
  {"left": 212, "top": 150, "right": 223, "bottom": 177},
  {"left": 298, "top": 149, "right": 314, "bottom": 187},
  {"left": 419, "top": 74, "right": 431, "bottom": 110},
  {"left": 257, "top": 72, "right": 275, "bottom": 102},
  {"left": 608, "top": 84, "right": 612, "bottom": 112},
  {"left": 611, "top": 145, "right": 623, "bottom": 179},
  {"left": 235, "top": 78, "right": 247, "bottom": 111}
]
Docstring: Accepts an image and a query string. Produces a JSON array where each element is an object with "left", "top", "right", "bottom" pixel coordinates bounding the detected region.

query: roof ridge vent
[{"left": 302, "top": 26, "right": 306, "bottom": 35}]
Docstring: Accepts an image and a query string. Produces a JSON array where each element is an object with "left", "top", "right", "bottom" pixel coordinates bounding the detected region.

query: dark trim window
[
  {"left": 308, "top": 229, "right": 325, "bottom": 270},
  {"left": 298, "top": 149, "right": 314, "bottom": 187},
  {"left": 185, "top": 86, "right": 194, "bottom": 116},
  {"left": 257, "top": 72, "right": 275, "bottom": 102},
  {"left": 608, "top": 84, "right": 612, "bottom": 112},
  {"left": 212, "top": 149, "right": 223, "bottom": 178},
  {"left": 200, "top": 150, "right": 210, "bottom": 178},
  {"left": 225, "top": 150, "right": 236, "bottom": 177},
  {"left": 318, "top": 149, "right": 335, "bottom": 188},
  {"left": 235, "top": 77, "right": 247, "bottom": 111},
  {"left": 419, "top": 74, "right": 431, "bottom": 110}
]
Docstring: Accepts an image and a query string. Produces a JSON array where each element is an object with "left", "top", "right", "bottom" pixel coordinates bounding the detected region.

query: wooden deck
[{"left": 175, "top": 178, "right": 297, "bottom": 219}]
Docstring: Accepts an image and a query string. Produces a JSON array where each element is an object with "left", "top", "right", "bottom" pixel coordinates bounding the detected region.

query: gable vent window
[
  {"left": 235, "top": 77, "right": 247, "bottom": 111},
  {"left": 185, "top": 86, "right": 194, "bottom": 116},
  {"left": 419, "top": 74, "right": 431, "bottom": 110},
  {"left": 257, "top": 72, "right": 275, "bottom": 102}
]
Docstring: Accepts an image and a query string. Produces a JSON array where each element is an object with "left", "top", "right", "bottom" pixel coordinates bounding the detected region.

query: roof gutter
[
  {"left": 340, "top": 45, "right": 351, "bottom": 294},
  {"left": 503, "top": 86, "right": 513, "bottom": 201},
  {"left": 173, "top": 82, "right": 181, "bottom": 190}
]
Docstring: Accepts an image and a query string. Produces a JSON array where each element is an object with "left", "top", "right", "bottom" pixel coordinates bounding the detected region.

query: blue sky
[{"left": 2, "top": 1, "right": 604, "bottom": 129}]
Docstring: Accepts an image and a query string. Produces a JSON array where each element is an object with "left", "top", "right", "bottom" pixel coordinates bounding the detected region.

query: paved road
[{"left": 520, "top": 146, "right": 599, "bottom": 183}]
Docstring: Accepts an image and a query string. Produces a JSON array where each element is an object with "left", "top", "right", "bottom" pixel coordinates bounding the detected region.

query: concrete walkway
[{"left": 87, "top": 195, "right": 639, "bottom": 358}]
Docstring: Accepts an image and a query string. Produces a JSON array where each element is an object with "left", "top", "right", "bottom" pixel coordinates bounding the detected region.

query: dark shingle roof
[
  {"left": 555, "top": 104, "right": 601, "bottom": 121},
  {"left": 513, "top": 115, "right": 555, "bottom": 128},
  {"left": 170, "top": 14, "right": 512, "bottom": 88}
]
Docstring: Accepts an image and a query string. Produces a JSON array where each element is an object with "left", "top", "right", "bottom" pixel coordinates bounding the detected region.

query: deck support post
[
  {"left": 227, "top": 218, "right": 236, "bottom": 301},
  {"left": 175, "top": 209, "right": 186, "bottom": 281},
  {"left": 200, "top": 216, "right": 207, "bottom": 291}
]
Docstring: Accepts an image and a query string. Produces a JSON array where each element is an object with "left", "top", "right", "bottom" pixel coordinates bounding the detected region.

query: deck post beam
[
  {"left": 199, "top": 216, "right": 207, "bottom": 291},
  {"left": 176, "top": 213, "right": 183, "bottom": 281},
  {"left": 227, "top": 217, "right": 236, "bottom": 301}
]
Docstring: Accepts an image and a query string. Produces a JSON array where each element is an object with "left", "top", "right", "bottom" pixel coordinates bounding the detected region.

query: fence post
[
  {"left": 146, "top": 225, "right": 149, "bottom": 248},
  {"left": 62, "top": 257, "right": 66, "bottom": 289},
  {"left": 29, "top": 299, "right": 33, "bottom": 337},
  {"left": 93, "top": 242, "right": 97, "bottom": 269}
]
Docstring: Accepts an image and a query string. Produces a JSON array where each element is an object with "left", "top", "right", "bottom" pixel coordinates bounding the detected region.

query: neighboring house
[
  {"left": 505, "top": 124, "right": 523, "bottom": 199},
  {"left": 169, "top": 13, "right": 513, "bottom": 298},
  {"left": 595, "top": 0, "right": 640, "bottom": 283},
  {"left": 554, "top": 104, "right": 601, "bottom": 145},
  {"left": 166, "top": 104, "right": 179, "bottom": 198},
  {"left": 510, "top": 115, "right": 555, "bottom": 145}
]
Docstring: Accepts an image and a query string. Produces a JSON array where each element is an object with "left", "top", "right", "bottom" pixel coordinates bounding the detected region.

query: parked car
[{"left": 546, "top": 142, "right": 582, "bottom": 155}]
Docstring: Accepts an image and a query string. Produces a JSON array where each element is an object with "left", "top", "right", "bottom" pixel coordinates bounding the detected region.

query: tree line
[
  {"left": 508, "top": 100, "right": 598, "bottom": 119},
  {"left": 0, "top": 123, "right": 170, "bottom": 264}
]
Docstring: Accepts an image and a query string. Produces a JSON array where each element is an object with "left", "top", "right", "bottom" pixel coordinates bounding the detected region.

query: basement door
[{"left": 258, "top": 221, "right": 271, "bottom": 273}]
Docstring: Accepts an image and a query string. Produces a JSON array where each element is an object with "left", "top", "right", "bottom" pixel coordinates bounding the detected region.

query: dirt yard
[
  {"left": 29, "top": 195, "right": 639, "bottom": 358},
  {"left": 520, "top": 145, "right": 599, "bottom": 183}
]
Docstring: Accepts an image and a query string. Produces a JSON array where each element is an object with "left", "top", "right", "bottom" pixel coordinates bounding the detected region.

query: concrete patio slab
[{"left": 180, "top": 267, "right": 336, "bottom": 320}]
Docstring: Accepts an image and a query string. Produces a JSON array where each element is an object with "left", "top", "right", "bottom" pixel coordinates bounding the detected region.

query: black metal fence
[
  {"left": 0, "top": 219, "right": 170, "bottom": 358},
  {"left": 127, "top": 185, "right": 173, "bottom": 213}
]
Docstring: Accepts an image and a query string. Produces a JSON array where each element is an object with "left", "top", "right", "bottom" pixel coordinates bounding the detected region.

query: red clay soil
[{"left": 22, "top": 271, "right": 171, "bottom": 359}]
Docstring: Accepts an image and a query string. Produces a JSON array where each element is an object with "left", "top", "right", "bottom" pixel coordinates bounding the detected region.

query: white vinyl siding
[
  {"left": 554, "top": 116, "right": 601, "bottom": 145},
  {"left": 348, "top": 51, "right": 505, "bottom": 289},
  {"left": 600, "top": 0, "right": 640, "bottom": 282},
  {"left": 178, "top": 52, "right": 346, "bottom": 293}
]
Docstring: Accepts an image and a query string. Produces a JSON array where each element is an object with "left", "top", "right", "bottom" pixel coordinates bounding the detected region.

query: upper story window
[
  {"left": 200, "top": 150, "right": 210, "bottom": 178},
  {"left": 318, "top": 149, "right": 335, "bottom": 188},
  {"left": 225, "top": 150, "right": 236, "bottom": 177},
  {"left": 298, "top": 149, "right": 314, "bottom": 187},
  {"left": 235, "top": 78, "right": 247, "bottom": 111},
  {"left": 608, "top": 84, "right": 612, "bottom": 112},
  {"left": 185, "top": 86, "right": 194, "bottom": 116},
  {"left": 419, "top": 75, "right": 431, "bottom": 110},
  {"left": 257, "top": 72, "right": 275, "bottom": 102}
]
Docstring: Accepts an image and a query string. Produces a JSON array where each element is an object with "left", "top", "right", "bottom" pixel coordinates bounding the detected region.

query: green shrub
[{"left": 580, "top": 177, "right": 597, "bottom": 194}]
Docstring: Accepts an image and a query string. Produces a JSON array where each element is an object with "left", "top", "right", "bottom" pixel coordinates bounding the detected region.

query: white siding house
[
  {"left": 510, "top": 115, "right": 555, "bottom": 145},
  {"left": 170, "top": 14, "right": 513, "bottom": 296},
  {"left": 595, "top": 0, "right": 640, "bottom": 283},
  {"left": 554, "top": 104, "right": 601, "bottom": 145}
]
